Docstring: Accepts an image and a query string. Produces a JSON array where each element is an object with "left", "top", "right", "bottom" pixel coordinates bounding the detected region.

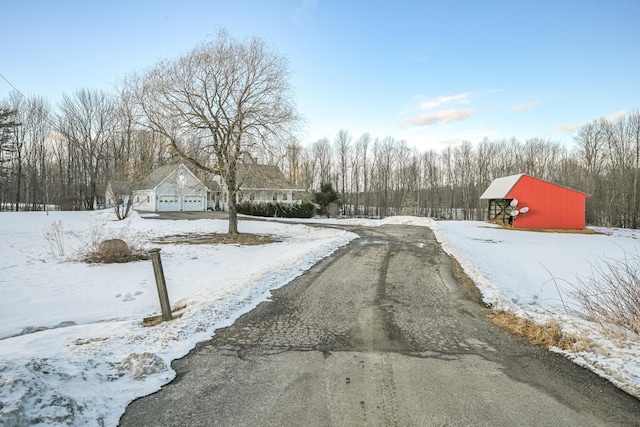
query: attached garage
[
  {"left": 183, "top": 195, "right": 203, "bottom": 211},
  {"left": 158, "top": 195, "right": 180, "bottom": 212},
  {"left": 123, "top": 164, "right": 210, "bottom": 213}
]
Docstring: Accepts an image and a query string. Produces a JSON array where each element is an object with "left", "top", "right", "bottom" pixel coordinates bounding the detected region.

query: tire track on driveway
[{"left": 120, "top": 224, "right": 640, "bottom": 426}]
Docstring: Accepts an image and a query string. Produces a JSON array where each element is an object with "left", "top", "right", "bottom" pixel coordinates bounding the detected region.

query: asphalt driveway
[{"left": 120, "top": 224, "right": 640, "bottom": 426}]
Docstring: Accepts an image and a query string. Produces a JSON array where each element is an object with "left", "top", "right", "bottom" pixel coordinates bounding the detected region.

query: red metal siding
[{"left": 505, "top": 175, "right": 588, "bottom": 229}]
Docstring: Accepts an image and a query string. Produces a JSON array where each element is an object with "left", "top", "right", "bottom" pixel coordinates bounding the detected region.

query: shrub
[
  {"left": 56, "top": 197, "right": 84, "bottom": 211},
  {"left": 570, "top": 250, "right": 640, "bottom": 336},
  {"left": 236, "top": 201, "right": 316, "bottom": 218},
  {"left": 44, "top": 220, "right": 66, "bottom": 258},
  {"left": 44, "top": 220, "right": 146, "bottom": 263}
]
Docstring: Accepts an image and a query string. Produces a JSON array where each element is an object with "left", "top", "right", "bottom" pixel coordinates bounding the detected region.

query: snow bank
[{"left": 0, "top": 210, "right": 356, "bottom": 426}]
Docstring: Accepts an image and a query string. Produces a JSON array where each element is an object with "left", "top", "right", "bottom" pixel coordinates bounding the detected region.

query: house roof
[
  {"left": 479, "top": 174, "right": 523, "bottom": 199},
  {"left": 236, "top": 164, "right": 302, "bottom": 190},
  {"left": 134, "top": 163, "right": 209, "bottom": 191},
  {"left": 135, "top": 164, "right": 181, "bottom": 190}
]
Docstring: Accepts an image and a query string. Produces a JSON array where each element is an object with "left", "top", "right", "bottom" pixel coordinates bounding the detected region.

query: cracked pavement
[{"left": 120, "top": 224, "right": 640, "bottom": 426}]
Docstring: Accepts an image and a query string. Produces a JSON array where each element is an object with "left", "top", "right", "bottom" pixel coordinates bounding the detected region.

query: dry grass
[
  {"left": 488, "top": 310, "right": 584, "bottom": 350},
  {"left": 497, "top": 225, "right": 601, "bottom": 235},
  {"left": 449, "top": 255, "right": 587, "bottom": 351},
  {"left": 449, "top": 256, "right": 485, "bottom": 306},
  {"left": 151, "top": 232, "right": 279, "bottom": 246},
  {"left": 141, "top": 304, "right": 187, "bottom": 327}
]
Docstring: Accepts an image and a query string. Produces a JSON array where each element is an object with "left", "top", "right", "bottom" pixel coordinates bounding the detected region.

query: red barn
[{"left": 480, "top": 174, "right": 590, "bottom": 229}]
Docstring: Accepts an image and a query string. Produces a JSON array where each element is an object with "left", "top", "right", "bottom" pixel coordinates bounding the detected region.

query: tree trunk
[
  {"left": 227, "top": 188, "right": 239, "bottom": 235},
  {"left": 226, "top": 157, "right": 239, "bottom": 235}
]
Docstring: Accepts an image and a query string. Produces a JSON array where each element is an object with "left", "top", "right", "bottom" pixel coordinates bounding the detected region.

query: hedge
[{"left": 236, "top": 201, "right": 317, "bottom": 218}]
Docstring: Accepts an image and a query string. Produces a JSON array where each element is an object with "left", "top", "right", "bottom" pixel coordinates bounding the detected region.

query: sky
[{"left": 2, "top": 0, "right": 639, "bottom": 150}]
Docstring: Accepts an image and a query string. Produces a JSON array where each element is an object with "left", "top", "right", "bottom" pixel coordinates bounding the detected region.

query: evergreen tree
[
  {"left": 0, "top": 108, "right": 19, "bottom": 183},
  {"left": 314, "top": 182, "right": 340, "bottom": 216}
]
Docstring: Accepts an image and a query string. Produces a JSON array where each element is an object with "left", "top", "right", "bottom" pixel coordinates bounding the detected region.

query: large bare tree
[
  {"left": 128, "top": 30, "right": 298, "bottom": 234},
  {"left": 9, "top": 94, "right": 52, "bottom": 211},
  {"left": 334, "top": 129, "right": 352, "bottom": 199},
  {"left": 312, "top": 138, "right": 332, "bottom": 188},
  {"left": 57, "top": 89, "right": 118, "bottom": 209}
]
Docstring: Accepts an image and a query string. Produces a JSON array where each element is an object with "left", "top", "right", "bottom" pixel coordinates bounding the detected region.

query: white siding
[
  {"left": 158, "top": 194, "right": 180, "bottom": 211},
  {"left": 132, "top": 190, "right": 155, "bottom": 211}
]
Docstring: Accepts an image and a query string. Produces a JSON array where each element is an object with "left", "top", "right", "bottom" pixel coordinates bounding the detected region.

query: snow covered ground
[
  {"left": 0, "top": 211, "right": 639, "bottom": 425},
  {"left": 428, "top": 219, "right": 640, "bottom": 400},
  {"left": 0, "top": 210, "right": 356, "bottom": 426}
]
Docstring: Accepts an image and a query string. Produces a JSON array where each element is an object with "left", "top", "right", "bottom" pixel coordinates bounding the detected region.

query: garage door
[
  {"left": 183, "top": 195, "right": 203, "bottom": 211},
  {"left": 158, "top": 195, "right": 180, "bottom": 212}
]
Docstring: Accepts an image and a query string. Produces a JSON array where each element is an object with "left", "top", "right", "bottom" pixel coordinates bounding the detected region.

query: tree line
[
  {"left": 275, "top": 114, "right": 640, "bottom": 229},
  {"left": 1, "top": 32, "right": 638, "bottom": 229}
]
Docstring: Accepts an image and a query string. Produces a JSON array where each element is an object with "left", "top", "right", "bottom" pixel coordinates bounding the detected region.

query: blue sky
[{"left": 2, "top": 0, "right": 639, "bottom": 150}]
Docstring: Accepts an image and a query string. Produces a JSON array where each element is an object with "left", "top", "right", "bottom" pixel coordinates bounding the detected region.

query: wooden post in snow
[{"left": 149, "top": 248, "right": 173, "bottom": 321}]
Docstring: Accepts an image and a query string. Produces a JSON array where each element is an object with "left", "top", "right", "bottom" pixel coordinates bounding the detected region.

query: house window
[
  {"left": 147, "top": 196, "right": 150, "bottom": 203},
  {"left": 250, "top": 192, "right": 255, "bottom": 201},
  {"left": 136, "top": 196, "right": 140, "bottom": 202},
  {"left": 283, "top": 192, "right": 288, "bottom": 201},
  {"left": 273, "top": 193, "right": 278, "bottom": 202}
]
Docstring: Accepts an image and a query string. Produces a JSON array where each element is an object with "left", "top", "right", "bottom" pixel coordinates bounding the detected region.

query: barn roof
[
  {"left": 480, "top": 173, "right": 590, "bottom": 200},
  {"left": 479, "top": 174, "right": 523, "bottom": 199}
]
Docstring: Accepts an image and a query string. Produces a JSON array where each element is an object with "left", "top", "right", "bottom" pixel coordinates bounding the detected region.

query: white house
[
  {"left": 212, "top": 163, "right": 304, "bottom": 211},
  {"left": 106, "top": 164, "right": 209, "bottom": 212}
]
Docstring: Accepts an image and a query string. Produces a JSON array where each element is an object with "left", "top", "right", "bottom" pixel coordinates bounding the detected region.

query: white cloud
[
  {"left": 513, "top": 100, "right": 541, "bottom": 111},
  {"left": 419, "top": 92, "right": 471, "bottom": 109},
  {"left": 553, "top": 123, "right": 583, "bottom": 133},
  {"left": 415, "top": 89, "right": 502, "bottom": 111},
  {"left": 553, "top": 111, "right": 627, "bottom": 134},
  {"left": 401, "top": 108, "right": 475, "bottom": 128},
  {"left": 608, "top": 110, "right": 627, "bottom": 121}
]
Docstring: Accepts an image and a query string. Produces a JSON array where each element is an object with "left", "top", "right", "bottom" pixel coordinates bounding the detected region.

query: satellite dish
[
  {"left": 510, "top": 199, "right": 518, "bottom": 207},
  {"left": 510, "top": 209, "right": 519, "bottom": 217},
  {"left": 520, "top": 207, "right": 529, "bottom": 214}
]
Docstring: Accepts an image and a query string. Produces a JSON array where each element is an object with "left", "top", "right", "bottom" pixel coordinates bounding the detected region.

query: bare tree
[
  {"left": 284, "top": 138, "right": 303, "bottom": 185},
  {"left": 629, "top": 110, "right": 640, "bottom": 228},
  {"left": 0, "top": 107, "right": 19, "bottom": 208},
  {"left": 107, "top": 180, "right": 134, "bottom": 220},
  {"left": 354, "top": 133, "right": 371, "bottom": 217},
  {"left": 57, "top": 89, "right": 118, "bottom": 209},
  {"left": 419, "top": 149, "right": 439, "bottom": 216},
  {"left": 128, "top": 30, "right": 299, "bottom": 234},
  {"left": 375, "top": 137, "right": 396, "bottom": 217},
  {"left": 312, "top": 138, "right": 332, "bottom": 187},
  {"left": 334, "top": 129, "right": 352, "bottom": 214},
  {"left": 11, "top": 94, "right": 52, "bottom": 211},
  {"left": 453, "top": 141, "right": 476, "bottom": 219},
  {"left": 350, "top": 133, "right": 369, "bottom": 216},
  {"left": 298, "top": 146, "right": 317, "bottom": 192},
  {"left": 574, "top": 119, "right": 608, "bottom": 224}
]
